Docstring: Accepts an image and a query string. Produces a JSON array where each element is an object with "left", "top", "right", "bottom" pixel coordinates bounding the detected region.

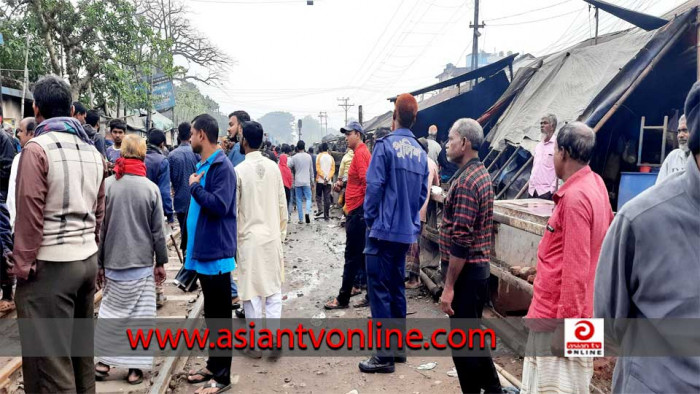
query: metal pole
[
  {"left": 486, "top": 147, "right": 508, "bottom": 171},
  {"left": 594, "top": 6, "right": 599, "bottom": 45},
  {"left": 472, "top": 2, "right": 478, "bottom": 71},
  {"left": 495, "top": 156, "right": 533, "bottom": 200},
  {"left": 492, "top": 146, "right": 521, "bottom": 182}
]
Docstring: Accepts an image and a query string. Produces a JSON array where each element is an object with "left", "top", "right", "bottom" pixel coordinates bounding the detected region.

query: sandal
[
  {"left": 188, "top": 368, "right": 213, "bottom": 384},
  {"left": 195, "top": 379, "right": 232, "bottom": 394},
  {"left": 127, "top": 368, "right": 143, "bottom": 385},
  {"left": 94, "top": 362, "right": 110, "bottom": 380},
  {"left": 350, "top": 287, "right": 362, "bottom": 297},
  {"left": 0, "top": 300, "right": 15, "bottom": 313},
  {"left": 324, "top": 298, "right": 349, "bottom": 310},
  {"left": 353, "top": 297, "right": 370, "bottom": 308}
]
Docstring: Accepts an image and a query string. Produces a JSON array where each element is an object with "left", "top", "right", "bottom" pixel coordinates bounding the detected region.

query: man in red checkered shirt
[{"left": 438, "top": 118, "right": 509, "bottom": 394}]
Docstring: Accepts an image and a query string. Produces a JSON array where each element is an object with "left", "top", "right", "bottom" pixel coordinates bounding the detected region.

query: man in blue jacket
[
  {"left": 360, "top": 93, "right": 429, "bottom": 373},
  {"left": 145, "top": 128, "right": 175, "bottom": 307},
  {"left": 184, "top": 114, "right": 237, "bottom": 393}
]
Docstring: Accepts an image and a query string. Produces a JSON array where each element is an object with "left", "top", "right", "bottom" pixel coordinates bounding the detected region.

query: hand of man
[
  {"left": 550, "top": 323, "right": 566, "bottom": 357},
  {"left": 189, "top": 172, "right": 203, "bottom": 186},
  {"left": 3, "top": 250, "right": 14, "bottom": 275},
  {"left": 96, "top": 268, "right": 105, "bottom": 290},
  {"left": 439, "top": 288, "right": 455, "bottom": 316},
  {"left": 154, "top": 266, "right": 166, "bottom": 285}
]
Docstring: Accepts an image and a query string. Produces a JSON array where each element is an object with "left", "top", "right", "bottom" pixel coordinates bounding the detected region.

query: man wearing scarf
[
  {"left": 9, "top": 75, "right": 105, "bottom": 393},
  {"left": 595, "top": 82, "right": 700, "bottom": 392}
]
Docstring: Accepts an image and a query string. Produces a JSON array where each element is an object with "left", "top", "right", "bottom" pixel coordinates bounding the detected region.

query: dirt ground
[{"left": 173, "top": 212, "right": 520, "bottom": 394}]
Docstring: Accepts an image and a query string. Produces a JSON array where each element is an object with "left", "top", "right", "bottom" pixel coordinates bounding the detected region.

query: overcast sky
[{"left": 186, "top": 0, "right": 687, "bottom": 130}]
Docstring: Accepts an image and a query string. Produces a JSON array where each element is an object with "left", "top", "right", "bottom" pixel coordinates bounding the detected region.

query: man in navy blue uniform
[{"left": 360, "top": 93, "right": 429, "bottom": 373}]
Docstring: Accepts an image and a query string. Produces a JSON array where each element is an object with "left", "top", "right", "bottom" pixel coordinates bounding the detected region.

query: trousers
[
  {"left": 176, "top": 211, "right": 188, "bottom": 252},
  {"left": 315, "top": 183, "right": 332, "bottom": 218},
  {"left": 199, "top": 272, "right": 232, "bottom": 385},
  {"left": 243, "top": 292, "right": 283, "bottom": 334},
  {"left": 15, "top": 254, "right": 98, "bottom": 394},
  {"left": 365, "top": 239, "right": 410, "bottom": 362},
  {"left": 336, "top": 208, "right": 366, "bottom": 306},
  {"left": 294, "top": 186, "right": 312, "bottom": 221},
  {"left": 450, "top": 276, "right": 502, "bottom": 393}
]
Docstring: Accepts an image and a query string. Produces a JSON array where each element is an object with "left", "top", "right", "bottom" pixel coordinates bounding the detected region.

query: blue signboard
[{"left": 152, "top": 79, "right": 175, "bottom": 112}]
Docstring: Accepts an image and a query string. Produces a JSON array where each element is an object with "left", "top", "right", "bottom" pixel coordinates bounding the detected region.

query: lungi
[
  {"left": 95, "top": 275, "right": 156, "bottom": 370},
  {"left": 521, "top": 331, "right": 594, "bottom": 394}
]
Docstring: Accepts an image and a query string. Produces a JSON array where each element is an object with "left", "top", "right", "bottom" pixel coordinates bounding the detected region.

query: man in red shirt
[
  {"left": 522, "top": 122, "right": 613, "bottom": 394},
  {"left": 325, "top": 122, "right": 371, "bottom": 309}
]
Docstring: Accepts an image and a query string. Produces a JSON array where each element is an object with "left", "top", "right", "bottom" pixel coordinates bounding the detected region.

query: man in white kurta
[{"left": 235, "top": 121, "right": 288, "bottom": 333}]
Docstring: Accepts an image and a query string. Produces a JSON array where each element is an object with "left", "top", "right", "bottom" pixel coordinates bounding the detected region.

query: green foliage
[
  {"left": 258, "top": 111, "right": 296, "bottom": 144},
  {"left": 174, "top": 82, "right": 228, "bottom": 135},
  {"left": 0, "top": 14, "right": 48, "bottom": 88}
]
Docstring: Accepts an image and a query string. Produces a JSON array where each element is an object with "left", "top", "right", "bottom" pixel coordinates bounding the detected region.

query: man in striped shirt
[{"left": 439, "top": 118, "right": 506, "bottom": 394}]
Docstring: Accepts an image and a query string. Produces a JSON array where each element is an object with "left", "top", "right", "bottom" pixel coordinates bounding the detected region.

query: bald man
[
  {"left": 522, "top": 122, "right": 613, "bottom": 394},
  {"left": 426, "top": 125, "right": 442, "bottom": 162}
]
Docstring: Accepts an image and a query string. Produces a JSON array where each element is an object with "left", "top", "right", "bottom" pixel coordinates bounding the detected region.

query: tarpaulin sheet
[
  {"left": 580, "top": 8, "right": 696, "bottom": 128},
  {"left": 488, "top": 27, "right": 654, "bottom": 154},
  {"left": 412, "top": 71, "right": 510, "bottom": 140}
]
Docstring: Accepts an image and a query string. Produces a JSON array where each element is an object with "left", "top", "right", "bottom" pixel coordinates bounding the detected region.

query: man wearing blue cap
[{"left": 325, "top": 121, "right": 371, "bottom": 310}]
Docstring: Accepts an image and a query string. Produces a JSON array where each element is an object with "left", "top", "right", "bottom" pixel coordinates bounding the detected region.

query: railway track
[{"left": 0, "top": 230, "right": 208, "bottom": 394}]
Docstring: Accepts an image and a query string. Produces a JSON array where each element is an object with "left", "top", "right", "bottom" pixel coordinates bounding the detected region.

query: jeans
[
  {"left": 294, "top": 186, "right": 312, "bottom": 222},
  {"left": 230, "top": 276, "right": 238, "bottom": 298},
  {"left": 176, "top": 211, "right": 188, "bottom": 252}
]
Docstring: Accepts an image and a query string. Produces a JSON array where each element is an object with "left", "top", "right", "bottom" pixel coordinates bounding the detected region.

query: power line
[
  {"left": 484, "top": 0, "right": 573, "bottom": 22},
  {"left": 337, "top": 97, "right": 354, "bottom": 126},
  {"left": 488, "top": 8, "right": 582, "bottom": 26}
]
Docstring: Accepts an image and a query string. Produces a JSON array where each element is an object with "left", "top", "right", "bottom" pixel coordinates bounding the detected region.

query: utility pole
[
  {"left": 358, "top": 105, "right": 363, "bottom": 125},
  {"left": 469, "top": 0, "right": 485, "bottom": 71},
  {"left": 594, "top": 6, "right": 600, "bottom": 45},
  {"left": 337, "top": 97, "right": 354, "bottom": 126},
  {"left": 318, "top": 111, "right": 328, "bottom": 135}
]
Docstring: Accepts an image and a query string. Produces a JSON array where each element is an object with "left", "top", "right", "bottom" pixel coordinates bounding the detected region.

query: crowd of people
[{"left": 0, "top": 71, "right": 697, "bottom": 394}]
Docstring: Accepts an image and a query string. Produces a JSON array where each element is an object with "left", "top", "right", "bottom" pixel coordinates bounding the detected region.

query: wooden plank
[
  {"left": 0, "top": 358, "right": 22, "bottom": 390},
  {"left": 148, "top": 295, "right": 204, "bottom": 394}
]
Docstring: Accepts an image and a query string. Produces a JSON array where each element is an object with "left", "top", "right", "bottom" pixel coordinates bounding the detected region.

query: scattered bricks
[
  {"left": 527, "top": 275, "right": 536, "bottom": 284},
  {"left": 509, "top": 266, "right": 522, "bottom": 276}
]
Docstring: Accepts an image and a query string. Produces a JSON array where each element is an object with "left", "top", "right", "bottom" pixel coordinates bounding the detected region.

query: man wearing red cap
[{"left": 360, "top": 93, "right": 429, "bottom": 373}]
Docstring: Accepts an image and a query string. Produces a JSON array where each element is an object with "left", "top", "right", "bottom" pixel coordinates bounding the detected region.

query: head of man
[
  {"left": 296, "top": 140, "right": 306, "bottom": 152},
  {"left": 240, "top": 121, "right": 264, "bottom": 155},
  {"left": 85, "top": 110, "right": 100, "bottom": 129},
  {"left": 554, "top": 122, "right": 596, "bottom": 181},
  {"left": 178, "top": 122, "right": 192, "bottom": 143},
  {"left": 308, "top": 147, "right": 314, "bottom": 155},
  {"left": 120, "top": 134, "right": 147, "bottom": 161},
  {"left": 109, "top": 119, "right": 127, "bottom": 147},
  {"left": 393, "top": 93, "right": 418, "bottom": 131},
  {"left": 72, "top": 101, "right": 87, "bottom": 125},
  {"left": 191, "top": 114, "right": 220, "bottom": 155},
  {"left": 228, "top": 110, "right": 250, "bottom": 140},
  {"left": 341, "top": 121, "right": 364, "bottom": 150},
  {"left": 540, "top": 114, "right": 557, "bottom": 141},
  {"left": 148, "top": 128, "right": 166, "bottom": 149},
  {"left": 32, "top": 75, "right": 72, "bottom": 123},
  {"left": 685, "top": 81, "right": 699, "bottom": 162},
  {"left": 17, "top": 117, "right": 37, "bottom": 148},
  {"left": 675, "top": 115, "right": 689, "bottom": 152},
  {"left": 445, "top": 118, "right": 483, "bottom": 166},
  {"left": 428, "top": 125, "right": 438, "bottom": 139},
  {"left": 319, "top": 142, "right": 329, "bottom": 153}
]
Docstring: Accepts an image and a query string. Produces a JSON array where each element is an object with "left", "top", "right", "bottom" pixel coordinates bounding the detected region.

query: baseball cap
[{"left": 340, "top": 121, "right": 364, "bottom": 135}]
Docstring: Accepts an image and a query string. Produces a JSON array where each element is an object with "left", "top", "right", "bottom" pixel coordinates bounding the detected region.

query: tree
[
  {"left": 0, "top": 11, "right": 48, "bottom": 90},
  {"left": 258, "top": 112, "right": 295, "bottom": 144},
  {"left": 133, "top": 0, "right": 233, "bottom": 86},
  {"left": 299, "top": 115, "right": 326, "bottom": 145},
  {"left": 19, "top": 0, "right": 160, "bottom": 100},
  {"left": 174, "top": 82, "right": 227, "bottom": 134}
]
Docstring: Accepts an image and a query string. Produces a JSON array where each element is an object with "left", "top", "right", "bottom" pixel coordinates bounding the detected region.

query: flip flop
[
  {"left": 127, "top": 369, "right": 143, "bottom": 385},
  {"left": 94, "top": 363, "right": 110, "bottom": 380},
  {"left": 324, "top": 298, "right": 349, "bottom": 310},
  {"left": 0, "top": 300, "right": 15, "bottom": 313},
  {"left": 196, "top": 380, "right": 232, "bottom": 394},
  {"left": 187, "top": 368, "right": 213, "bottom": 384}
]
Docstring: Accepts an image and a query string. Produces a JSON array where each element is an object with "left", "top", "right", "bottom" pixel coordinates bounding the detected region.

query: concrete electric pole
[
  {"left": 469, "top": 0, "right": 485, "bottom": 71},
  {"left": 337, "top": 97, "right": 354, "bottom": 126}
]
